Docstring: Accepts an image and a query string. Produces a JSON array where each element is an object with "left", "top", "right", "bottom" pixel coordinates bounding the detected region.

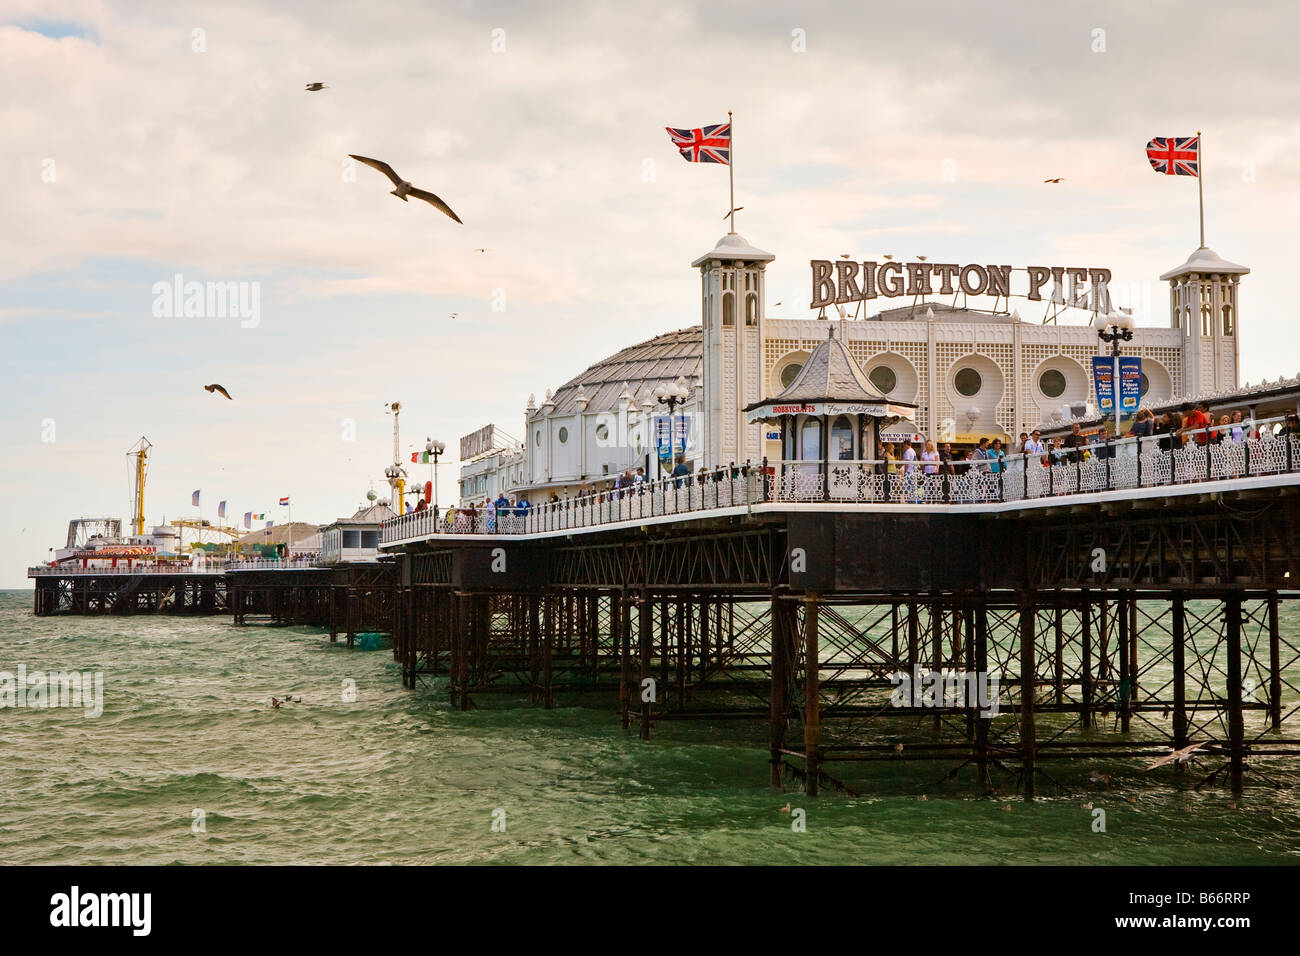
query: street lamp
[
  {"left": 425, "top": 437, "right": 446, "bottom": 511},
  {"left": 1095, "top": 310, "right": 1135, "bottom": 436},
  {"left": 384, "top": 462, "right": 407, "bottom": 514},
  {"left": 654, "top": 376, "right": 691, "bottom": 480}
]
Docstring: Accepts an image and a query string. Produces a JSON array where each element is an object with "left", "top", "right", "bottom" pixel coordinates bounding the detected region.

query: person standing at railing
[
  {"left": 1024, "top": 429, "right": 1045, "bottom": 460},
  {"left": 972, "top": 437, "right": 991, "bottom": 472},
  {"left": 1229, "top": 410, "right": 1246, "bottom": 443},
  {"left": 1180, "top": 404, "right": 1212, "bottom": 447},
  {"left": 938, "top": 442, "right": 956, "bottom": 476},
  {"left": 671, "top": 456, "right": 689, "bottom": 489},
  {"left": 881, "top": 443, "right": 898, "bottom": 475},
  {"left": 921, "top": 440, "right": 939, "bottom": 475},
  {"left": 902, "top": 442, "right": 917, "bottom": 473},
  {"left": 988, "top": 438, "right": 1006, "bottom": 474},
  {"left": 1063, "top": 423, "right": 1087, "bottom": 463}
]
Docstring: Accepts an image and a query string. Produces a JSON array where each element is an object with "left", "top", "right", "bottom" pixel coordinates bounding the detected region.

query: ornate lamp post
[
  {"left": 654, "top": 376, "right": 690, "bottom": 480},
  {"left": 425, "top": 438, "right": 446, "bottom": 511},
  {"left": 1095, "top": 310, "right": 1135, "bottom": 436}
]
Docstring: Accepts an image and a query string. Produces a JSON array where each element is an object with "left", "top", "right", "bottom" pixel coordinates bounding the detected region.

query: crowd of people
[{"left": 393, "top": 404, "right": 1297, "bottom": 532}]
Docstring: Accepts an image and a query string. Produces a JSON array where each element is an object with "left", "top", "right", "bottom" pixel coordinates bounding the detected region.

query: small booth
[{"left": 745, "top": 325, "right": 918, "bottom": 499}]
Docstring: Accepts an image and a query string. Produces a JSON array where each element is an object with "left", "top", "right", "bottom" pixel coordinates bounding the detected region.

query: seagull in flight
[
  {"left": 722, "top": 206, "right": 744, "bottom": 219},
  {"left": 204, "top": 383, "right": 233, "bottom": 400},
  {"left": 1043, "top": 177, "right": 1065, "bottom": 183},
  {"left": 305, "top": 82, "right": 328, "bottom": 91},
  {"left": 348, "top": 154, "right": 463, "bottom": 223},
  {"left": 474, "top": 248, "right": 487, "bottom": 253}
]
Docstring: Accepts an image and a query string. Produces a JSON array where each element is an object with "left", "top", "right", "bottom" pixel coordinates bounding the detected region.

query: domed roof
[
  {"left": 690, "top": 233, "right": 775, "bottom": 267},
  {"left": 532, "top": 327, "right": 702, "bottom": 419},
  {"left": 1159, "top": 247, "right": 1249, "bottom": 280}
]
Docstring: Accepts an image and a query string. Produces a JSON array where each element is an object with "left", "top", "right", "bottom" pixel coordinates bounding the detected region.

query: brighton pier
[{"left": 28, "top": 227, "right": 1300, "bottom": 799}]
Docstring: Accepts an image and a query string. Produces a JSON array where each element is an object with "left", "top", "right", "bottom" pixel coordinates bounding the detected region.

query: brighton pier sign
[{"left": 809, "top": 259, "right": 1112, "bottom": 311}]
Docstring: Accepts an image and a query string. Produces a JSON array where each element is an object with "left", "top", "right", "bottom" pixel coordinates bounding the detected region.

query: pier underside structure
[
  {"left": 388, "top": 482, "right": 1300, "bottom": 795},
  {"left": 32, "top": 571, "right": 228, "bottom": 616},
  {"left": 228, "top": 563, "right": 396, "bottom": 645}
]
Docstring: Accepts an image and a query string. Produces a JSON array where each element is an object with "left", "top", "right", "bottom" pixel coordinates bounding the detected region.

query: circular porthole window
[
  {"left": 1140, "top": 372, "right": 1150, "bottom": 397},
  {"left": 1038, "top": 368, "right": 1066, "bottom": 399},
  {"left": 558, "top": 427, "right": 569, "bottom": 444},
  {"left": 954, "top": 367, "right": 982, "bottom": 397},
  {"left": 869, "top": 365, "right": 897, "bottom": 394},
  {"left": 780, "top": 363, "right": 803, "bottom": 388},
  {"left": 595, "top": 423, "right": 609, "bottom": 441}
]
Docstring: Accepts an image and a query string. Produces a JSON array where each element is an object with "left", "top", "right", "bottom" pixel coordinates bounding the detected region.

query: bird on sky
[
  {"left": 1044, "top": 177, "right": 1065, "bottom": 183},
  {"left": 204, "top": 383, "right": 233, "bottom": 400},
  {"left": 722, "top": 206, "right": 744, "bottom": 219},
  {"left": 839, "top": 253, "right": 852, "bottom": 259},
  {"left": 348, "top": 154, "right": 463, "bottom": 223},
  {"left": 305, "top": 82, "right": 328, "bottom": 91},
  {"left": 449, "top": 313, "right": 459, "bottom": 320},
  {"left": 474, "top": 248, "right": 487, "bottom": 253}
]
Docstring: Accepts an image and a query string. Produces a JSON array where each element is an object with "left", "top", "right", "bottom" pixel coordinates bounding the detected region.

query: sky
[{"left": 3, "top": 0, "right": 1299, "bottom": 587}]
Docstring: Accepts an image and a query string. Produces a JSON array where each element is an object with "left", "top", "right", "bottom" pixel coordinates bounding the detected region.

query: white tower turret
[
  {"left": 692, "top": 233, "right": 775, "bottom": 467},
  {"left": 1160, "top": 247, "right": 1248, "bottom": 396}
]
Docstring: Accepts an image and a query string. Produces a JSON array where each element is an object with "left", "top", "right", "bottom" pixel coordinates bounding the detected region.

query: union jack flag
[
  {"left": 666, "top": 122, "right": 730, "bottom": 164},
  {"left": 1146, "top": 136, "right": 1199, "bottom": 176}
]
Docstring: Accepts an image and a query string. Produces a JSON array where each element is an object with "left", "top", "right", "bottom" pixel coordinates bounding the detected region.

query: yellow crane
[{"left": 127, "top": 437, "right": 151, "bottom": 536}]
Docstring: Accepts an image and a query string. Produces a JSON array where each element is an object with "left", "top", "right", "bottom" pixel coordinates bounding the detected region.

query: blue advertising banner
[
  {"left": 673, "top": 415, "right": 690, "bottom": 455},
  {"left": 1092, "top": 357, "right": 1115, "bottom": 415},
  {"left": 1118, "top": 356, "right": 1142, "bottom": 414},
  {"left": 654, "top": 416, "right": 672, "bottom": 461}
]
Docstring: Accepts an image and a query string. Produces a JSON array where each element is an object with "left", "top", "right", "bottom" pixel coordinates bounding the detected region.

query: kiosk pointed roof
[{"left": 771, "top": 328, "right": 890, "bottom": 404}]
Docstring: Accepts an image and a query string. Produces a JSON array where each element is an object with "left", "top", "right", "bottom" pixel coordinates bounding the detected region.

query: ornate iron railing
[{"left": 381, "top": 418, "right": 1300, "bottom": 544}]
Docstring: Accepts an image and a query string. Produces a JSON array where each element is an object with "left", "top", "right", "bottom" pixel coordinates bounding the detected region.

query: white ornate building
[{"left": 458, "top": 233, "right": 1247, "bottom": 503}]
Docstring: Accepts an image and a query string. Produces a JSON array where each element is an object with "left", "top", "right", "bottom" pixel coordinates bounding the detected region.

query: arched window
[
  {"left": 745, "top": 294, "right": 758, "bottom": 326},
  {"left": 1201, "top": 305, "right": 1211, "bottom": 337},
  {"left": 722, "top": 292, "right": 734, "bottom": 327},
  {"left": 831, "top": 416, "right": 854, "bottom": 460},
  {"left": 1222, "top": 304, "right": 1233, "bottom": 336},
  {"left": 799, "top": 417, "right": 822, "bottom": 461}
]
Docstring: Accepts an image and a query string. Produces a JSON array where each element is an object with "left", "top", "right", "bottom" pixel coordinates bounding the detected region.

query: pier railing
[
  {"left": 27, "top": 563, "right": 227, "bottom": 576},
  {"left": 225, "top": 557, "right": 325, "bottom": 571},
  {"left": 380, "top": 417, "right": 1300, "bottom": 544}
]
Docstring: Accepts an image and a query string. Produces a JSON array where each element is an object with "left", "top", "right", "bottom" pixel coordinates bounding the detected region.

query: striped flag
[
  {"left": 666, "top": 122, "right": 731, "bottom": 164},
  {"left": 1145, "top": 136, "right": 1199, "bottom": 176},
  {"left": 192, "top": 490, "right": 200, "bottom": 506},
  {"left": 279, "top": 496, "right": 290, "bottom": 506},
  {"left": 265, "top": 520, "right": 274, "bottom": 530},
  {"left": 218, "top": 500, "right": 227, "bottom": 519}
]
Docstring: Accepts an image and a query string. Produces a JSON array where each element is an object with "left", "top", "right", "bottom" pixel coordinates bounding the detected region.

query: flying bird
[
  {"left": 449, "top": 312, "right": 459, "bottom": 320},
  {"left": 1144, "top": 741, "right": 1207, "bottom": 771},
  {"left": 1043, "top": 177, "right": 1065, "bottom": 183},
  {"left": 348, "top": 154, "right": 463, "bottom": 223},
  {"left": 204, "top": 383, "right": 232, "bottom": 400},
  {"left": 305, "top": 82, "right": 328, "bottom": 91},
  {"left": 474, "top": 248, "right": 487, "bottom": 253},
  {"left": 839, "top": 253, "right": 852, "bottom": 259},
  {"left": 722, "top": 206, "right": 744, "bottom": 219}
]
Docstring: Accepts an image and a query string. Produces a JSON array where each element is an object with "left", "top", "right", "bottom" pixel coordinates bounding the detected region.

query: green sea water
[{"left": 2, "top": 589, "right": 1298, "bottom": 865}]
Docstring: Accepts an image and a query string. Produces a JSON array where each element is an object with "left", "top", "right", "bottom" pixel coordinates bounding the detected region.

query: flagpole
[
  {"left": 1197, "top": 130, "right": 1205, "bottom": 248},
  {"left": 728, "top": 110, "right": 735, "bottom": 234}
]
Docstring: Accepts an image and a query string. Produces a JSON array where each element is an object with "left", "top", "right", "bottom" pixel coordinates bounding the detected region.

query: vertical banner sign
[
  {"left": 1118, "top": 356, "right": 1143, "bottom": 415},
  {"left": 1092, "top": 357, "right": 1115, "bottom": 415},
  {"left": 673, "top": 415, "right": 690, "bottom": 455},
  {"left": 654, "top": 416, "right": 672, "bottom": 462}
]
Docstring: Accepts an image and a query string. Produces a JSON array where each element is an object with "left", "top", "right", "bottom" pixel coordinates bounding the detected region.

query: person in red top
[{"left": 1180, "top": 404, "right": 1213, "bottom": 446}]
